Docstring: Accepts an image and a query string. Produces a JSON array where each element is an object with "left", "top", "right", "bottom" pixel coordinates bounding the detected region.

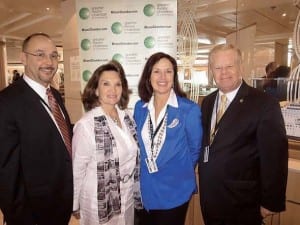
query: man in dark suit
[
  {"left": 198, "top": 44, "right": 288, "bottom": 225},
  {"left": 0, "top": 33, "right": 73, "bottom": 225}
]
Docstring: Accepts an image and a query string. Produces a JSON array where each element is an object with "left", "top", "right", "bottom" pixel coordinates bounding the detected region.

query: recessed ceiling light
[
  {"left": 282, "top": 13, "right": 287, "bottom": 17},
  {"left": 46, "top": 8, "right": 50, "bottom": 11}
]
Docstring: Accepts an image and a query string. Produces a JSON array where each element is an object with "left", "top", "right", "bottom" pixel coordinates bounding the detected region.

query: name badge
[
  {"left": 145, "top": 157, "right": 158, "bottom": 173},
  {"left": 203, "top": 146, "right": 210, "bottom": 163}
]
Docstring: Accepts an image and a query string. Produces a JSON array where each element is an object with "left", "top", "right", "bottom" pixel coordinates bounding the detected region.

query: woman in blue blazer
[{"left": 134, "top": 52, "right": 203, "bottom": 225}]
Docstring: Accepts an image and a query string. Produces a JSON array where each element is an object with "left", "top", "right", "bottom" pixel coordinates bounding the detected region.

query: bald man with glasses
[{"left": 0, "top": 33, "right": 73, "bottom": 225}]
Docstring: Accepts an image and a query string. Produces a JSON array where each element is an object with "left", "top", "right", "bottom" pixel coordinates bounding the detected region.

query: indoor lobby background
[{"left": 0, "top": 0, "right": 300, "bottom": 225}]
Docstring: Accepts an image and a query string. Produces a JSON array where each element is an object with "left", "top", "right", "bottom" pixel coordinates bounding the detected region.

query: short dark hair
[
  {"left": 138, "top": 52, "right": 186, "bottom": 102},
  {"left": 22, "top": 33, "right": 51, "bottom": 52},
  {"left": 265, "top": 61, "right": 277, "bottom": 74},
  {"left": 82, "top": 62, "right": 130, "bottom": 111},
  {"left": 273, "top": 65, "right": 290, "bottom": 78}
]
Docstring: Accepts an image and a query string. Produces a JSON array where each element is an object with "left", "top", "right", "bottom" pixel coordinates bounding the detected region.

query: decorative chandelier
[{"left": 177, "top": 8, "right": 198, "bottom": 68}]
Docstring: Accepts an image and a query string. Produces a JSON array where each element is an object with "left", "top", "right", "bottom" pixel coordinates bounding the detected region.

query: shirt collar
[
  {"left": 23, "top": 74, "right": 50, "bottom": 101},
  {"left": 219, "top": 82, "right": 242, "bottom": 103},
  {"left": 142, "top": 88, "right": 179, "bottom": 109}
]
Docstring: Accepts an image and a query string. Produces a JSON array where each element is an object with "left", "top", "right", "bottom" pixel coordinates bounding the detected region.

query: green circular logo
[
  {"left": 79, "top": 8, "right": 90, "bottom": 20},
  {"left": 112, "top": 54, "right": 124, "bottom": 63},
  {"left": 81, "top": 39, "right": 91, "bottom": 51},
  {"left": 144, "top": 36, "right": 155, "bottom": 49},
  {"left": 144, "top": 4, "right": 155, "bottom": 17},
  {"left": 111, "top": 22, "right": 122, "bottom": 34},
  {"left": 82, "top": 70, "right": 92, "bottom": 82}
]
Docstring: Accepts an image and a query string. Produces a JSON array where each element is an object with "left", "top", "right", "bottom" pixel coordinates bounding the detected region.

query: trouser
[
  {"left": 203, "top": 214, "right": 262, "bottom": 225},
  {"left": 135, "top": 201, "right": 189, "bottom": 225},
  {"left": 2, "top": 204, "right": 70, "bottom": 225}
]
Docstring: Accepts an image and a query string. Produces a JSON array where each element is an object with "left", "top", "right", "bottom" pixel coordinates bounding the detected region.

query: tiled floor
[{"left": 0, "top": 210, "right": 79, "bottom": 225}]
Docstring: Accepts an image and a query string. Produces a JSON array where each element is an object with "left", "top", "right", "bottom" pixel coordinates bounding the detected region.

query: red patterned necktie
[{"left": 46, "top": 88, "right": 72, "bottom": 156}]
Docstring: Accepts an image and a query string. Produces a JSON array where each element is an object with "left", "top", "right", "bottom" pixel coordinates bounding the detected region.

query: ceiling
[
  {"left": 0, "top": 0, "right": 64, "bottom": 48},
  {"left": 0, "top": 0, "right": 299, "bottom": 62},
  {"left": 191, "top": 0, "right": 298, "bottom": 44}
]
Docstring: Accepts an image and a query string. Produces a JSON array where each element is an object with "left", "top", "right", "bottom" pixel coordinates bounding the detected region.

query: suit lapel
[
  {"left": 213, "top": 81, "right": 250, "bottom": 140},
  {"left": 206, "top": 91, "right": 217, "bottom": 125},
  {"left": 19, "top": 79, "right": 70, "bottom": 132},
  {"left": 202, "top": 91, "right": 217, "bottom": 146},
  {"left": 19, "top": 79, "right": 52, "bottom": 119}
]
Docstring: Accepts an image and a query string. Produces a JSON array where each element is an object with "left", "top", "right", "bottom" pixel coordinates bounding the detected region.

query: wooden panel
[
  {"left": 263, "top": 213, "right": 281, "bottom": 225},
  {"left": 185, "top": 168, "right": 205, "bottom": 225},
  {"left": 280, "top": 159, "right": 300, "bottom": 225},
  {"left": 185, "top": 192, "right": 205, "bottom": 225},
  {"left": 185, "top": 197, "right": 195, "bottom": 225},
  {"left": 289, "top": 150, "right": 300, "bottom": 160},
  {"left": 289, "top": 140, "right": 300, "bottom": 160},
  {"left": 287, "top": 160, "right": 300, "bottom": 203},
  {"left": 280, "top": 201, "right": 300, "bottom": 225}
]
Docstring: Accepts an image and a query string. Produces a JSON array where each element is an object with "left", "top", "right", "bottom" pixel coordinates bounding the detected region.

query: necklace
[
  {"left": 111, "top": 117, "right": 119, "bottom": 124},
  {"left": 101, "top": 106, "right": 121, "bottom": 126},
  {"left": 109, "top": 114, "right": 121, "bottom": 127}
]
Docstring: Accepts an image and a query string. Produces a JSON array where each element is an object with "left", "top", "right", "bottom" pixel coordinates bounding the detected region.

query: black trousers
[
  {"left": 203, "top": 215, "right": 262, "bottom": 225},
  {"left": 135, "top": 201, "right": 189, "bottom": 225},
  {"left": 2, "top": 204, "right": 70, "bottom": 225},
  {"left": 204, "top": 220, "right": 262, "bottom": 225}
]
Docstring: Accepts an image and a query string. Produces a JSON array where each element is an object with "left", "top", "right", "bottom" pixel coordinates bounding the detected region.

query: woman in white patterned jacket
[{"left": 72, "top": 61, "right": 142, "bottom": 225}]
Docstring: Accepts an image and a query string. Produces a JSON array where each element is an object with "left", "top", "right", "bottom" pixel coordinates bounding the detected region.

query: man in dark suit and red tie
[
  {"left": 198, "top": 44, "right": 288, "bottom": 225},
  {"left": 0, "top": 33, "right": 73, "bottom": 225}
]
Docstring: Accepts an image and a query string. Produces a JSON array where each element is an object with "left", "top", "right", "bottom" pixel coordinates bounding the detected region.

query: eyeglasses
[{"left": 23, "top": 51, "right": 60, "bottom": 61}]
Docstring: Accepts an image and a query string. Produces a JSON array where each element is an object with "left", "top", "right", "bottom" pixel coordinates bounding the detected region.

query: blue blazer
[{"left": 134, "top": 96, "right": 202, "bottom": 210}]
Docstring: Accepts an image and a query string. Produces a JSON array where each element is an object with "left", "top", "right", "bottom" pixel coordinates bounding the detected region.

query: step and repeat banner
[{"left": 75, "top": 0, "right": 177, "bottom": 107}]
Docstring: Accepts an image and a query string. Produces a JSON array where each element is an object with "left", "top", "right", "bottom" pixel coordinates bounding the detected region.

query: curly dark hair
[
  {"left": 138, "top": 52, "right": 186, "bottom": 102},
  {"left": 82, "top": 61, "right": 129, "bottom": 111}
]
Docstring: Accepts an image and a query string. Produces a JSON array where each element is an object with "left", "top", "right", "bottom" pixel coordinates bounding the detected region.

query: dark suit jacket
[
  {"left": 0, "top": 79, "right": 73, "bottom": 225},
  {"left": 198, "top": 81, "right": 288, "bottom": 221}
]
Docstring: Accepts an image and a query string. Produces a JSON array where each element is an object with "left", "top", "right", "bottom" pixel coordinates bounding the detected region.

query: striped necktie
[
  {"left": 217, "top": 94, "right": 227, "bottom": 123},
  {"left": 210, "top": 94, "right": 227, "bottom": 144},
  {"left": 46, "top": 88, "right": 72, "bottom": 156}
]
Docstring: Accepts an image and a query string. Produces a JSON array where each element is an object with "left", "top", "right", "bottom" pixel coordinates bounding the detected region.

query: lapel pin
[
  {"left": 167, "top": 118, "right": 179, "bottom": 128},
  {"left": 240, "top": 98, "right": 244, "bottom": 103}
]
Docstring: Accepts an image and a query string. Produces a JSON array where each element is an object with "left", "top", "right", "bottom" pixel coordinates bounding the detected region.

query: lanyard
[
  {"left": 210, "top": 93, "right": 222, "bottom": 144},
  {"left": 213, "top": 93, "right": 221, "bottom": 129},
  {"left": 39, "top": 95, "right": 52, "bottom": 112},
  {"left": 149, "top": 111, "right": 166, "bottom": 150}
]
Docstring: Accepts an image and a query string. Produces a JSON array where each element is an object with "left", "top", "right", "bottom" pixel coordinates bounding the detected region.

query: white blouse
[{"left": 72, "top": 106, "right": 138, "bottom": 225}]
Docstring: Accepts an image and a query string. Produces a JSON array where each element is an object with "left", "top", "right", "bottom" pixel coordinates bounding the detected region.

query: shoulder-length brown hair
[
  {"left": 138, "top": 52, "right": 186, "bottom": 102},
  {"left": 82, "top": 61, "right": 129, "bottom": 111}
]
